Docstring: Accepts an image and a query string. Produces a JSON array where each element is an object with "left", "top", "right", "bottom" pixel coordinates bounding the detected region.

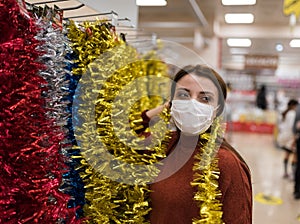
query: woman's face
[{"left": 173, "top": 73, "right": 219, "bottom": 112}]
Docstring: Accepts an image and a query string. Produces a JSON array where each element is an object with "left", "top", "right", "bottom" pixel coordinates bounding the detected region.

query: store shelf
[{"left": 229, "top": 121, "right": 275, "bottom": 134}]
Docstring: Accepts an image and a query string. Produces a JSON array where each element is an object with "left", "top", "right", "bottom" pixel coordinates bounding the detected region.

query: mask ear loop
[{"left": 213, "top": 104, "right": 220, "bottom": 111}]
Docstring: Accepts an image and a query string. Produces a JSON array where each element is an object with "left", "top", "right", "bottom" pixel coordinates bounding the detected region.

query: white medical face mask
[{"left": 170, "top": 99, "right": 215, "bottom": 135}]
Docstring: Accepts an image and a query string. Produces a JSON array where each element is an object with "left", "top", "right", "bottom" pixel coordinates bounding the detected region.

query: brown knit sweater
[{"left": 149, "top": 142, "right": 252, "bottom": 223}]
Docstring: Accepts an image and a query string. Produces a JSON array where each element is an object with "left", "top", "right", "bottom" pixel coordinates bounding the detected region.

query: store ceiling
[
  {"left": 138, "top": 0, "right": 300, "bottom": 68},
  {"left": 25, "top": 0, "right": 300, "bottom": 69}
]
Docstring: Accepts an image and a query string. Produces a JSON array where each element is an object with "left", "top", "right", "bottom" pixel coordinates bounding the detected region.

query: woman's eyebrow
[
  {"left": 176, "top": 87, "right": 190, "bottom": 92},
  {"left": 199, "top": 91, "right": 214, "bottom": 95}
]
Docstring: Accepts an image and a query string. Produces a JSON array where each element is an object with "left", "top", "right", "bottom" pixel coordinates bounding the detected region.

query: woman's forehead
[{"left": 176, "top": 74, "right": 218, "bottom": 93}]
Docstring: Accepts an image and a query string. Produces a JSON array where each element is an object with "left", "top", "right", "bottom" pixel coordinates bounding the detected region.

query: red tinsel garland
[{"left": 0, "top": 0, "right": 79, "bottom": 223}]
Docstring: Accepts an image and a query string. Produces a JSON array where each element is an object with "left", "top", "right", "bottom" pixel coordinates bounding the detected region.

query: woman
[
  {"left": 277, "top": 99, "right": 298, "bottom": 178},
  {"left": 139, "top": 65, "right": 252, "bottom": 223}
]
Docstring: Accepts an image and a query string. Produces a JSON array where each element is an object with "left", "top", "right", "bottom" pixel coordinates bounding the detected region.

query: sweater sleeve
[
  {"left": 135, "top": 110, "right": 162, "bottom": 136},
  {"left": 134, "top": 110, "right": 150, "bottom": 136},
  {"left": 217, "top": 148, "right": 253, "bottom": 224}
]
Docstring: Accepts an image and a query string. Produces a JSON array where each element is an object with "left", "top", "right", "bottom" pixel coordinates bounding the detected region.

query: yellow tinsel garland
[{"left": 69, "top": 26, "right": 170, "bottom": 222}]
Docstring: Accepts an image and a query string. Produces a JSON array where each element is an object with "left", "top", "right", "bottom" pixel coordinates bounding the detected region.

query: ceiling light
[
  {"left": 222, "top": 0, "right": 256, "bottom": 5},
  {"left": 289, "top": 39, "right": 300, "bottom": 48},
  {"left": 275, "top": 43, "right": 283, "bottom": 52},
  {"left": 227, "top": 38, "right": 252, "bottom": 47},
  {"left": 225, "top": 13, "right": 254, "bottom": 23},
  {"left": 136, "top": 0, "right": 167, "bottom": 6}
]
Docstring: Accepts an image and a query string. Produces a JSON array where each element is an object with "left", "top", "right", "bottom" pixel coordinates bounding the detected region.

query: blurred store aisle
[{"left": 230, "top": 132, "right": 300, "bottom": 224}]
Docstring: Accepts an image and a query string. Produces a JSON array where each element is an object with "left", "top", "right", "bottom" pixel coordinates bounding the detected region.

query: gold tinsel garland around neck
[{"left": 191, "top": 116, "right": 225, "bottom": 224}]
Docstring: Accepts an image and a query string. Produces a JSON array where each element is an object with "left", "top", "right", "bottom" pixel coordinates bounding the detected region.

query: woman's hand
[{"left": 145, "top": 101, "right": 170, "bottom": 119}]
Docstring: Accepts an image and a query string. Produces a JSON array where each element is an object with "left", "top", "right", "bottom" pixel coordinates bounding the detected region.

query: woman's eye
[
  {"left": 176, "top": 91, "right": 190, "bottom": 99},
  {"left": 199, "top": 95, "right": 212, "bottom": 103}
]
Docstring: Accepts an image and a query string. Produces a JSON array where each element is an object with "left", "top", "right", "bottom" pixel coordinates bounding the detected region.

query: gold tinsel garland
[{"left": 68, "top": 21, "right": 171, "bottom": 222}]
